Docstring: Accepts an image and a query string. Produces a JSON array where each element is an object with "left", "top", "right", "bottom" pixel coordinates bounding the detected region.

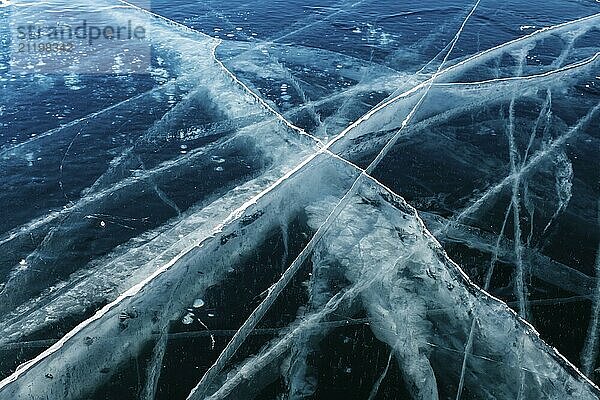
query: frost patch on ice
[{"left": 192, "top": 298, "right": 205, "bottom": 308}]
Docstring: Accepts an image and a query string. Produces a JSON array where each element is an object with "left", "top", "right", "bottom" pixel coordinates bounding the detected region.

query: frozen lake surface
[{"left": 0, "top": 0, "right": 599, "bottom": 398}]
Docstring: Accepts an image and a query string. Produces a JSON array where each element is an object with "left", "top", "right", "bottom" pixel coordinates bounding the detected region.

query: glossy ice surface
[{"left": 0, "top": 0, "right": 599, "bottom": 399}]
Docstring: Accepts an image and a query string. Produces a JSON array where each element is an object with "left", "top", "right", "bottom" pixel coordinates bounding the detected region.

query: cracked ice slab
[
  {"left": 0, "top": 0, "right": 320, "bottom": 319},
  {"left": 185, "top": 156, "right": 600, "bottom": 400},
  {"left": 1, "top": 153, "right": 599, "bottom": 399},
  {"left": 1, "top": 2, "right": 599, "bottom": 398}
]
